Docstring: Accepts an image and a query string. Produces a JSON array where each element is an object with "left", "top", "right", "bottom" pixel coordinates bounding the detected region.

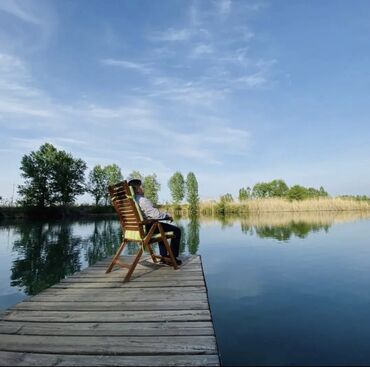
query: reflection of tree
[
  {"left": 241, "top": 222, "right": 253, "bottom": 236},
  {"left": 84, "top": 220, "right": 122, "bottom": 265},
  {"left": 176, "top": 222, "right": 186, "bottom": 255},
  {"left": 187, "top": 215, "right": 200, "bottom": 254},
  {"left": 11, "top": 222, "right": 82, "bottom": 296},
  {"left": 249, "top": 221, "right": 331, "bottom": 241},
  {"left": 214, "top": 214, "right": 234, "bottom": 229}
]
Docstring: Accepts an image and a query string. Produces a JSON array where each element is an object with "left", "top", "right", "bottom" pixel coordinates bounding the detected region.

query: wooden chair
[{"left": 106, "top": 180, "right": 178, "bottom": 282}]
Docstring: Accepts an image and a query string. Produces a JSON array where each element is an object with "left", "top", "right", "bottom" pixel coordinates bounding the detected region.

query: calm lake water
[{"left": 1, "top": 212, "right": 370, "bottom": 366}]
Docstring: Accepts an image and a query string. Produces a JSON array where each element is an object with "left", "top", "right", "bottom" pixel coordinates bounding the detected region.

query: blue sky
[{"left": 0, "top": 0, "right": 369, "bottom": 203}]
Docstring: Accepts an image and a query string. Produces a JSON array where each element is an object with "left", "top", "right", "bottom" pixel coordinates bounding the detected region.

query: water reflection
[
  {"left": 82, "top": 220, "right": 121, "bottom": 265},
  {"left": 11, "top": 221, "right": 82, "bottom": 295},
  {"left": 206, "top": 211, "right": 370, "bottom": 241},
  {"left": 187, "top": 215, "right": 200, "bottom": 254},
  {"left": 6, "top": 211, "right": 370, "bottom": 299}
]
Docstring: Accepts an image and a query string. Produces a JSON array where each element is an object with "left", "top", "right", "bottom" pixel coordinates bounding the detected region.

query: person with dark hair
[{"left": 128, "top": 178, "right": 182, "bottom": 266}]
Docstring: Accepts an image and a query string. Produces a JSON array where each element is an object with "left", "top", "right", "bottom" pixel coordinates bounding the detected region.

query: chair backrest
[{"left": 108, "top": 180, "right": 145, "bottom": 241}]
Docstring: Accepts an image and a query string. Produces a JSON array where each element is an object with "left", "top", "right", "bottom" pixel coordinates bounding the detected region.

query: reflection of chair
[{"left": 106, "top": 180, "right": 178, "bottom": 282}]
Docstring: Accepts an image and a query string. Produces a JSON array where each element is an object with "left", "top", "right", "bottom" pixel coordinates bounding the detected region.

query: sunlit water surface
[{"left": 1, "top": 212, "right": 370, "bottom": 366}]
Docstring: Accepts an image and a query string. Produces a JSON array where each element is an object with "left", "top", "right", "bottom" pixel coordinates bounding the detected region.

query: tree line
[
  {"left": 237, "top": 179, "right": 328, "bottom": 201},
  {"left": 17, "top": 143, "right": 199, "bottom": 210}
]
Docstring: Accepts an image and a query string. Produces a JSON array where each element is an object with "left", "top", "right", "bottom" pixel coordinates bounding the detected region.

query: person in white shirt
[{"left": 128, "top": 179, "right": 182, "bottom": 266}]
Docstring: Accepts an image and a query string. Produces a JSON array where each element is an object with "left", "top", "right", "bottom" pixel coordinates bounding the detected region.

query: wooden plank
[
  {"left": 60, "top": 275, "right": 203, "bottom": 283},
  {"left": 0, "top": 351, "right": 220, "bottom": 366},
  {"left": 27, "top": 291, "right": 208, "bottom": 303},
  {"left": 0, "top": 255, "right": 220, "bottom": 366},
  {"left": 0, "top": 335, "right": 217, "bottom": 355},
  {"left": 0, "top": 321, "right": 215, "bottom": 336},
  {"left": 11, "top": 300, "right": 209, "bottom": 311},
  {"left": 62, "top": 276, "right": 203, "bottom": 282},
  {"left": 29, "top": 290, "right": 206, "bottom": 303},
  {"left": 65, "top": 272, "right": 204, "bottom": 280},
  {"left": 3, "top": 309, "right": 211, "bottom": 322},
  {"left": 50, "top": 280, "right": 205, "bottom": 289}
]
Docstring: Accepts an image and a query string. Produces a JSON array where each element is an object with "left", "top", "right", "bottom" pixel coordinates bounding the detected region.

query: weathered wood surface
[{"left": 0, "top": 255, "right": 220, "bottom": 366}]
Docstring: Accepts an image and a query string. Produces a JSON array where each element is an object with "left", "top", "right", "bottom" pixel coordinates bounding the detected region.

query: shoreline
[{"left": 1, "top": 197, "right": 370, "bottom": 221}]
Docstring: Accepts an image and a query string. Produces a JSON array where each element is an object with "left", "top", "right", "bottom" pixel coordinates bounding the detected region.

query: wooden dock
[{"left": 0, "top": 255, "right": 220, "bottom": 366}]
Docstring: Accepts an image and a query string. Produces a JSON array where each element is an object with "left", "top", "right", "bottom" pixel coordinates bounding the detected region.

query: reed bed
[
  {"left": 199, "top": 210, "right": 370, "bottom": 227},
  {"left": 197, "top": 197, "right": 370, "bottom": 215}
]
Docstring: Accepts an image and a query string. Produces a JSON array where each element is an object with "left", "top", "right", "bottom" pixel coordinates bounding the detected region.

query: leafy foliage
[
  {"left": 168, "top": 171, "right": 185, "bottom": 205},
  {"left": 143, "top": 174, "right": 161, "bottom": 205},
  {"left": 252, "top": 179, "right": 288, "bottom": 198},
  {"left": 86, "top": 165, "right": 106, "bottom": 205},
  {"left": 87, "top": 164, "right": 123, "bottom": 205},
  {"left": 246, "top": 179, "right": 328, "bottom": 201},
  {"left": 18, "top": 143, "right": 86, "bottom": 207},
  {"left": 220, "top": 193, "right": 234, "bottom": 202},
  {"left": 186, "top": 172, "right": 199, "bottom": 214},
  {"left": 286, "top": 185, "right": 328, "bottom": 201},
  {"left": 238, "top": 187, "right": 251, "bottom": 201}
]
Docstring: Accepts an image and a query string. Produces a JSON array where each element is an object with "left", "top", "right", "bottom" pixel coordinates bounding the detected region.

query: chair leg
[
  {"left": 124, "top": 247, "right": 143, "bottom": 282},
  {"left": 106, "top": 240, "right": 126, "bottom": 274},
  {"left": 144, "top": 223, "right": 160, "bottom": 263},
  {"left": 146, "top": 243, "right": 158, "bottom": 263},
  {"left": 158, "top": 223, "right": 178, "bottom": 270}
]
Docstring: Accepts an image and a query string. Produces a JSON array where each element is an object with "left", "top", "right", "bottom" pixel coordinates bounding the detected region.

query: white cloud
[
  {"left": 0, "top": 0, "right": 44, "bottom": 25},
  {"left": 148, "top": 28, "right": 192, "bottom": 42},
  {"left": 237, "top": 72, "right": 267, "bottom": 88},
  {"left": 191, "top": 43, "right": 213, "bottom": 57},
  {"left": 218, "top": 0, "right": 232, "bottom": 16},
  {"left": 101, "top": 58, "right": 152, "bottom": 74},
  {"left": 0, "top": 53, "right": 54, "bottom": 118}
]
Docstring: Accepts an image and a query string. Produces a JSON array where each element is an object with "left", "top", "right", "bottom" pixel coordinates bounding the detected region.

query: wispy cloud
[
  {"left": 218, "top": 0, "right": 232, "bottom": 16},
  {"left": 191, "top": 43, "right": 214, "bottom": 58},
  {"left": 0, "top": 0, "right": 56, "bottom": 53},
  {"left": 0, "top": 0, "right": 44, "bottom": 25},
  {"left": 101, "top": 58, "right": 152, "bottom": 74},
  {"left": 0, "top": 53, "right": 54, "bottom": 118},
  {"left": 148, "top": 28, "right": 192, "bottom": 42}
]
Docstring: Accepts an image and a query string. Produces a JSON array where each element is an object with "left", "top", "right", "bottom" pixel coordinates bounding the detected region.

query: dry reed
[{"left": 197, "top": 197, "right": 370, "bottom": 215}]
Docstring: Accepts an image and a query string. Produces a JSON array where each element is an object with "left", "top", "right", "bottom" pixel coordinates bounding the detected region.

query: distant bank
[{"left": 1, "top": 197, "right": 370, "bottom": 221}]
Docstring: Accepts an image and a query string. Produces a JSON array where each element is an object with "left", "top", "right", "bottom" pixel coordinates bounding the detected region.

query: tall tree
[
  {"left": 269, "top": 179, "right": 289, "bottom": 197},
  {"left": 143, "top": 174, "right": 160, "bottom": 205},
  {"left": 50, "top": 149, "right": 86, "bottom": 206},
  {"left": 238, "top": 187, "right": 251, "bottom": 201},
  {"left": 18, "top": 143, "right": 86, "bottom": 207},
  {"left": 104, "top": 164, "right": 123, "bottom": 185},
  {"left": 168, "top": 172, "right": 185, "bottom": 205},
  {"left": 186, "top": 172, "right": 199, "bottom": 214},
  {"left": 103, "top": 164, "right": 123, "bottom": 204},
  {"left": 87, "top": 165, "right": 106, "bottom": 205}
]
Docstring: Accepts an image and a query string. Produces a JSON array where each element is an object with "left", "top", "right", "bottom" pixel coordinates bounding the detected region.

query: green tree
[
  {"left": 238, "top": 187, "right": 251, "bottom": 201},
  {"left": 105, "top": 164, "right": 123, "bottom": 185},
  {"left": 221, "top": 193, "right": 234, "bottom": 202},
  {"left": 319, "top": 186, "right": 329, "bottom": 197},
  {"left": 103, "top": 164, "right": 123, "bottom": 204},
  {"left": 168, "top": 171, "right": 185, "bottom": 205},
  {"left": 87, "top": 165, "right": 107, "bottom": 205},
  {"left": 286, "top": 185, "right": 309, "bottom": 200},
  {"left": 269, "top": 179, "right": 289, "bottom": 197},
  {"left": 186, "top": 172, "right": 199, "bottom": 214},
  {"left": 18, "top": 143, "right": 86, "bottom": 207},
  {"left": 251, "top": 179, "right": 288, "bottom": 198},
  {"left": 143, "top": 174, "right": 161, "bottom": 205},
  {"left": 251, "top": 182, "right": 270, "bottom": 198}
]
